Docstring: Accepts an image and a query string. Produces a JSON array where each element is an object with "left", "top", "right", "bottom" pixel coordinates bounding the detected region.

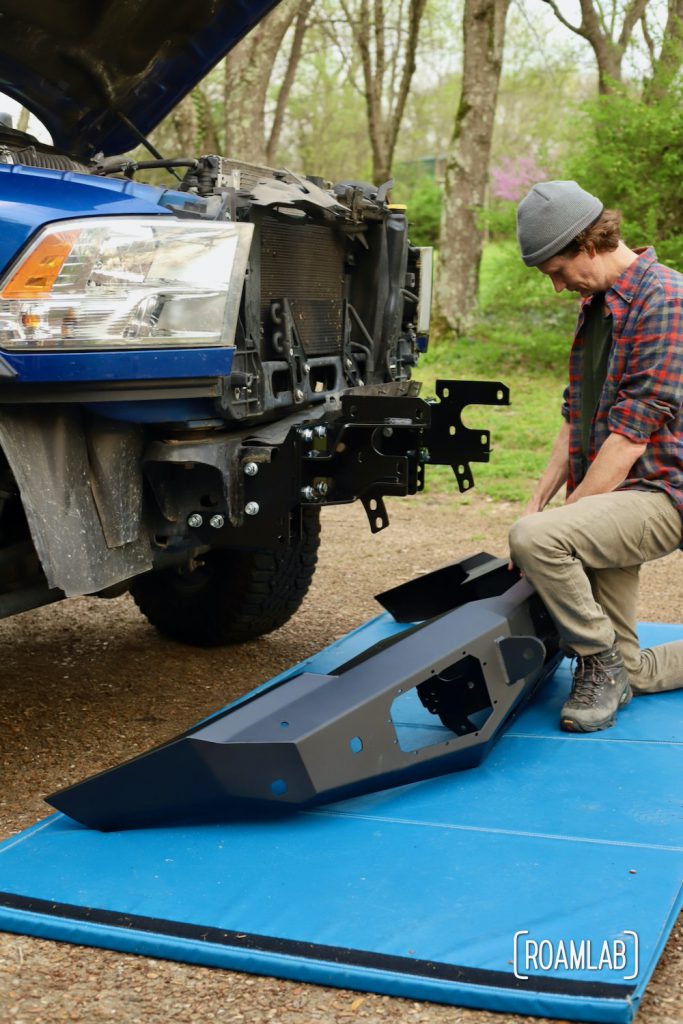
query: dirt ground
[{"left": 0, "top": 495, "right": 681, "bottom": 1024}]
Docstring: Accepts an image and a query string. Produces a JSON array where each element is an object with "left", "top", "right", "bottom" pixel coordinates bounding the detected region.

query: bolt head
[
  {"left": 314, "top": 425, "right": 327, "bottom": 437},
  {"left": 300, "top": 428, "right": 314, "bottom": 441},
  {"left": 243, "top": 461, "right": 258, "bottom": 476},
  {"left": 315, "top": 481, "right": 328, "bottom": 496},
  {"left": 301, "top": 486, "right": 316, "bottom": 501},
  {"left": 245, "top": 502, "right": 260, "bottom": 516},
  {"left": 294, "top": 389, "right": 304, "bottom": 403},
  {"left": 187, "top": 513, "right": 203, "bottom": 529},
  {"left": 209, "top": 514, "right": 225, "bottom": 529},
  {"left": 303, "top": 363, "right": 311, "bottom": 374}
]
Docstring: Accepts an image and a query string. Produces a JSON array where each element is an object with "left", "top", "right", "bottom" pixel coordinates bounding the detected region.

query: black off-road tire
[{"left": 131, "top": 508, "right": 321, "bottom": 646}]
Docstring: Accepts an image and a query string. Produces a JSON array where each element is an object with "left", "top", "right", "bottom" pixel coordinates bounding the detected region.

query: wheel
[{"left": 131, "top": 508, "right": 321, "bottom": 646}]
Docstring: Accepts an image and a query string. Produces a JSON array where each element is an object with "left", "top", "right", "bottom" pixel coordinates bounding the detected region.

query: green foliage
[
  {"left": 415, "top": 242, "right": 576, "bottom": 502},
  {"left": 395, "top": 71, "right": 462, "bottom": 167},
  {"left": 489, "top": 38, "right": 592, "bottom": 189},
  {"left": 481, "top": 199, "right": 517, "bottom": 243},
  {"left": 285, "top": 62, "right": 372, "bottom": 182},
  {"left": 566, "top": 88, "right": 683, "bottom": 272},
  {"left": 394, "top": 174, "right": 443, "bottom": 247},
  {"left": 279, "top": 13, "right": 375, "bottom": 183},
  {"left": 478, "top": 241, "right": 576, "bottom": 327}
]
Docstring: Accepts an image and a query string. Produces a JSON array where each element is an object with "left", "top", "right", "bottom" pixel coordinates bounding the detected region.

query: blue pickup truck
[{"left": 0, "top": 0, "right": 499, "bottom": 646}]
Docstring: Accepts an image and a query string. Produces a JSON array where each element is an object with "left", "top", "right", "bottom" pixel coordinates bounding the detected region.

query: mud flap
[
  {"left": 0, "top": 408, "right": 151, "bottom": 596},
  {"left": 47, "top": 553, "right": 561, "bottom": 830}
]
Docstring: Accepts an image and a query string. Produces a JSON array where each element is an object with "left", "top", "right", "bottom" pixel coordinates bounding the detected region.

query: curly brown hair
[{"left": 557, "top": 209, "right": 622, "bottom": 257}]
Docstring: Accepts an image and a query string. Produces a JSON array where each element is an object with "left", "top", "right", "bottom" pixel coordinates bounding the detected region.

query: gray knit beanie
[{"left": 516, "top": 181, "right": 603, "bottom": 267}]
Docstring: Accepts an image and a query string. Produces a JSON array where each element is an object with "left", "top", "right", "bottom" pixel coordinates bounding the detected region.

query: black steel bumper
[{"left": 46, "top": 553, "right": 561, "bottom": 830}]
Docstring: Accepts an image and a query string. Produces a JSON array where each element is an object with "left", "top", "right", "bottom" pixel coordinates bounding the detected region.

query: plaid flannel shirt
[{"left": 561, "top": 247, "right": 683, "bottom": 523}]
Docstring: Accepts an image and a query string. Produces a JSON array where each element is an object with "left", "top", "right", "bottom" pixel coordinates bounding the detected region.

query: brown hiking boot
[{"left": 561, "top": 644, "right": 632, "bottom": 733}]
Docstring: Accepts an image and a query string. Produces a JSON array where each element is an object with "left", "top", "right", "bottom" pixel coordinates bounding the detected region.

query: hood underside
[{"left": 0, "top": 0, "right": 280, "bottom": 159}]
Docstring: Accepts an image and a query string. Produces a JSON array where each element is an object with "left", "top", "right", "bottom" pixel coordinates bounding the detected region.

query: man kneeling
[{"left": 509, "top": 180, "right": 683, "bottom": 732}]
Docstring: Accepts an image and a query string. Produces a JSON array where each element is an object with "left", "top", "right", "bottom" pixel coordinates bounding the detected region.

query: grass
[{"left": 415, "top": 242, "right": 578, "bottom": 503}]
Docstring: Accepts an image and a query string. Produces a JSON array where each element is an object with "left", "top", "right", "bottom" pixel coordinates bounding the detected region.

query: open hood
[{"left": 0, "top": 0, "right": 281, "bottom": 159}]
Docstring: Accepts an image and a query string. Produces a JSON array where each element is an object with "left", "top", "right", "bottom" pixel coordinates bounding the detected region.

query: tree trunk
[
  {"left": 223, "top": 0, "right": 302, "bottom": 163},
  {"left": 266, "top": 0, "right": 316, "bottom": 163},
  {"left": 341, "top": 0, "right": 427, "bottom": 185},
  {"left": 170, "top": 95, "right": 198, "bottom": 154},
  {"left": 436, "top": 0, "right": 510, "bottom": 333},
  {"left": 541, "top": 0, "right": 649, "bottom": 94},
  {"left": 642, "top": 0, "right": 683, "bottom": 103},
  {"left": 192, "top": 86, "right": 222, "bottom": 154}
]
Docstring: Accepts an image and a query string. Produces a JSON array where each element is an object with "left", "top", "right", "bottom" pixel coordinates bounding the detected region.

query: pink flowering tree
[
  {"left": 490, "top": 155, "right": 547, "bottom": 202},
  {"left": 486, "top": 155, "right": 548, "bottom": 240}
]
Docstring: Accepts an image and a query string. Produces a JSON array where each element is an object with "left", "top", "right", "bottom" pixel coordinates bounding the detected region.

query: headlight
[{"left": 0, "top": 217, "right": 253, "bottom": 350}]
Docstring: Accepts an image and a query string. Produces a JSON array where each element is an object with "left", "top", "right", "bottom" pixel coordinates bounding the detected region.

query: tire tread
[{"left": 131, "top": 509, "right": 321, "bottom": 646}]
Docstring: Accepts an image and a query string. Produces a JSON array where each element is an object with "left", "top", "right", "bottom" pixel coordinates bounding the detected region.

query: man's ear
[{"left": 584, "top": 242, "right": 597, "bottom": 258}]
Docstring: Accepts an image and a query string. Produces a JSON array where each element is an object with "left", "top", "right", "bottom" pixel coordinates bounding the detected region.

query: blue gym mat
[{"left": 0, "top": 619, "right": 681, "bottom": 1024}]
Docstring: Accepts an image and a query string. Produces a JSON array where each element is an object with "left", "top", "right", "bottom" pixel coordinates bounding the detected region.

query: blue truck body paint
[
  {"left": 0, "top": 348, "right": 234, "bottom": 384},
  {"left": 82, "top": 400, "right": 222, "bottom": 424},
  {"left": 0, "top": 165, "right": 178, "bottom": 276}
]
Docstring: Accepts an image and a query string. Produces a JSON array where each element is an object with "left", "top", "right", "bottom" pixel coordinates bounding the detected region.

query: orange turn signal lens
[
  {"left": 21, "top": 313, "right": 42, "bottom": 330},
  {"left": 1, "top": 229, "right": 81, "bottom": 299}
]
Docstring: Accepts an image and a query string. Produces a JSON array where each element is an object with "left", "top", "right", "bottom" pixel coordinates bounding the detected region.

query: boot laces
[{"left": 570, "top": 655, "right": 608, "bottom": 705}]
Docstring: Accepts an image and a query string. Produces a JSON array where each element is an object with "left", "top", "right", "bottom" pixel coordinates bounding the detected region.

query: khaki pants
[{"left": 508, "top": 489, "right": 683, "bottom": 694}]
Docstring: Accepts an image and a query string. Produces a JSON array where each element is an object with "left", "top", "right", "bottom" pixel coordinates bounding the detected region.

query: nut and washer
[
  {"left": 301, "top": 486, "right": 316, "bottom": 501},
  {"left": 315, "top": 481, "right": 329, "bottom": 497},
  {"left": 300, "top": 428, "right": 314, "bottom": 442},
  {"left": 243, "top": 461, "right": 259, "bottom": 476},
  {"left": 314, "top": 425, "right": 327, "bottom": 437},
  {"left": 294, "top": 389, "right": 304, "bottom": 402},
  {"left": 187, "top": 513, "right": 203, "bottom": 529},
  {"left": 209, "top": 514, "right": 225, "bottom": 529},
  {"left": 245, "top": 501, "right": 260, "bottom": 516}
]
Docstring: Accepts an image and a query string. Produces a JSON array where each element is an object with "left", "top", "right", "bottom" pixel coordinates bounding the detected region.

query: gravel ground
[{"left": 0, "top": 495, "right": 681, "bottom": 1024}]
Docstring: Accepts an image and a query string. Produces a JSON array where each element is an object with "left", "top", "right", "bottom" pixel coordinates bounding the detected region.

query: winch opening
[{"left": 391, "top": 652, "right": 494, "bottom": 753}]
